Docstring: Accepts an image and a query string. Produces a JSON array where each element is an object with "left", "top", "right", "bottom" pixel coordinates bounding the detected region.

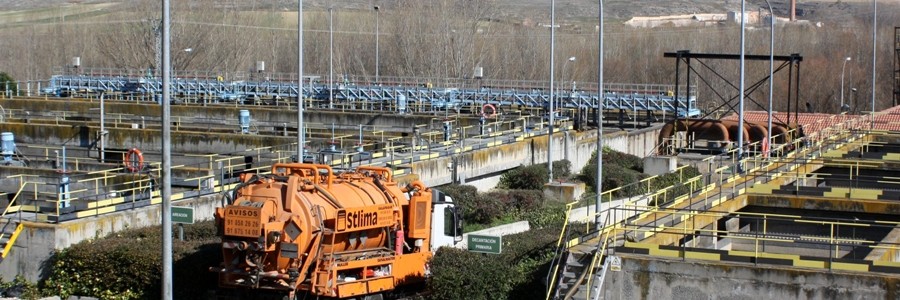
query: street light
[
  {"left": 841, "top": 56, "right": 852, "bottom": 112},
  {"left": 596, "top": 0, "right": 604, "bottom": 227},
  {"left": 870, "top": 0, "right": 877, "bottom": 129},
  {"left": 547, "top": 0, "right": 557, "bottom": 183},
  {"left": 561, "top": 56, "right": 576, "bottom": 111},
  {"left": 298, "top": 0, "right": 305, "bottom": 160},
  {"left": 851, "top": 88, "right": 858, "bottom": 113},
  {"left": 738, "top": 0, "right": 746, "bottom": 165},
  {"left": 374, "top": 5, "right": 380, "bottom": 84},
  {"left": 329, "top": 6, "right": 335, "bottom": 110}
]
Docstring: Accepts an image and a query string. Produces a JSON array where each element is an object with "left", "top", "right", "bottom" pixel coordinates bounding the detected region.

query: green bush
[
  {"left": 647, "top": 166, "right": 701, "bottom": 206},
  {"left": 498, "top": 164, "right": 548, "bottom": 190},
  {"left": 487, "top": 189, "right": 544, "bottom": 214},
  {"left": 0, "top": 276, "right": 41, "bottom": 299},
  {"left": 42, "top": 222, "right": 221, "bottom": 299},
  {"left": 602, "top": 149, "right": 643, "bottom": 172},
  {"left": 551, "top": 160, "right": 571, "bottom": 179},
  {"left": 440, "top": 184, "right": 501, "bottom": 225},
  {"left": 579, "top": 160, "right": 645, "bottom": 198},
  {"left": 497, "top": 160, "right": 571, "bottom": 190},
  {"left": 0, "top": 73, "right": 16, "bottom": 96},
  {"left": 428, "top": 227, "right": 562, "bottom": 300},
  {"left": 428, "top": 248, "right": 518, "bottom": 300}
]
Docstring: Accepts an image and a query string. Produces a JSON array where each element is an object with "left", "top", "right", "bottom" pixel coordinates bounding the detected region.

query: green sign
[
  {"left": 467, "top": 234, "right": 502, "bottom": 254},
  {"left": 171, "top": 206, "right": 194, "bottom": 224}
]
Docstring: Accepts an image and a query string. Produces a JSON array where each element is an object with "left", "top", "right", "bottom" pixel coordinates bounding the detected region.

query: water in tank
[{"left": 239, "top": 110, "right": 251, "bottom": 133}]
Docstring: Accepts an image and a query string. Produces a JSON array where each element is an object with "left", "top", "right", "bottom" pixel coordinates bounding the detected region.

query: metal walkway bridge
[{"left": 44, "top": 68, "right": 701, "bottom": 117}]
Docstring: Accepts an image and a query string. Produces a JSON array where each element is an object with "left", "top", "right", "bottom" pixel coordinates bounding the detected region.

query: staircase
[
  {"left": 550, "top": 245, "right": 611, "bottom": 300},
  {"left": 0, "top": 219, "right": 24, "bottom": 262}
]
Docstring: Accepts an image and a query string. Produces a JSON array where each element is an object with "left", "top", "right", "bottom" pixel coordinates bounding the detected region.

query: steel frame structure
[
  {"left": 46, "top": 69, "right": 701, "bottom": 117},
  {"left": 665, "top": 51, "right": 803, "bottom": 125}
]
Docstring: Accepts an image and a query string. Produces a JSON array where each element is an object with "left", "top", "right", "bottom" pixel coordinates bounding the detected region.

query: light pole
[
  {"left": 596, "top": 0, "right": 604, "bottom": 227},
  {"left": 298, "top": 0, "right": 305, "bottom": 160},
  {"left": 548, "top": 0, "right": 556, "bottom": 183},
  {"left": 374, "top": 5, "right": 380, "bottom": 84},
  {"left": 160, "top": 0, "right": 173, "bottom": 298},
  {"left": 870, "top": 0, "right": 877, "bottom": 129},
  {"left": 738, "top": 0, "right": 746, "bottom": 165},
  {"left": 329, "top": 6, "right": 335, "bottom": 110},
  {"left": 764, "top": 0, "right": 774, "bottom": 157},
  {"left": 851, "top": 88, "right": 858, "bottom": 113},
  {"left": 561, "top": 56, "right": 575, "bottom": 112},
  {"left": 841, "top": 56, "right": 852, "bottom": 112}
]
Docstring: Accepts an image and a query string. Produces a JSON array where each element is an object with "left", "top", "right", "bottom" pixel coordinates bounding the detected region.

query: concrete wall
[
  {"left": 0, "top": 194, "right": 221, "bottom": 281},
  {"left": 413, "top": 125, "right": 662, "bottom": 191},
  {"left": 600, "top": 254, "right": 900, "bottom": 300}
]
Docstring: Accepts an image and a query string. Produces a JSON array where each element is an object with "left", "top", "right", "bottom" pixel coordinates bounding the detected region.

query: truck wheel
[{"left": 362, "top": 293, "right": 384, "bottom": 300}]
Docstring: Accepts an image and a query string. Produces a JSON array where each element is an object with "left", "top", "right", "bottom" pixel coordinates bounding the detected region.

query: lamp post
[
  {"left": 764, "top": 0, "right": 774, "bottom": 157},
  {"left": 596, "top": 0, "right": 604, "bottom": 227},
  {"left": 298, "top": 0, "right": 305, "bottom": 160},
  {"left": 160, "top": 0, "right": 173, "bottom": 298},
  {"left": 561, "top": 56, "right": 575, "bottom": 111},
  {"left": 870, "top": 0, "right": 877, "bottom": 129},
  {"left": 851, "top": 88, "right": 858, "bottom": 113},
  {"left": 329, "top": 6, "right": 335, "bottom": 110},
  {"left": 841, "top": 56, "right": 852, "bottom": 112},
  {"left": 548, "top": 0, "right": 556, "bottom": 183},
  {"left": 738, "top": 0, "right": 746, "bottom": 166},
  {"left": 374, "top": 5, "right": 380, "bottom": 84}
]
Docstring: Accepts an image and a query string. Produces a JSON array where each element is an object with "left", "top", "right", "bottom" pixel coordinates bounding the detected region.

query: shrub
[
  {"left": 497, "top": 160, "right": 572, "bottom": 190},
  {"left": 428, "top": 227, "right": 562, "bottom": 300},
  {"left": 0, "top": 73, "right": 16, "bottom": 96},
  {"left": 580, "top": 162, "right": 644, "bottom": 198},
  {"left": 0, "top": 276, "right": 41, "bottom": 299},
  {"left": 42, "top": 221, "right": 221, "bottom": 299},
  {"left": 498, "top": 164, "right": 548, "bottom": 190},
  {"left": 428, "top": 248, "right": 518, "bottom": 300},
  {"left": 439, "top": 184, "right": 503, "bottom": 225},
  {"left": 602, "top": 149, "right": 643, "bottom": 172}
]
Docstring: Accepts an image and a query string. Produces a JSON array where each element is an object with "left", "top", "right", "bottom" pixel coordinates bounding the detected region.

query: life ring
[
  {"left": 125, "top": 148, "right": 144, "bottom": 172},
  {"left": 481, "top": 104, "right": 497, "bottom": 118},
  {"left": 761, "top": 139, "right": 770, "bottom": 158}
]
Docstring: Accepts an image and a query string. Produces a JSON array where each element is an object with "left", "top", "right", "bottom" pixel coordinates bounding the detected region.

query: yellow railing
[
  {"left": 547, "top": 112, "right": 874, "bottom": 298},
  {"left": 1, "top": 223, "right": 24, "bottom": 259}
]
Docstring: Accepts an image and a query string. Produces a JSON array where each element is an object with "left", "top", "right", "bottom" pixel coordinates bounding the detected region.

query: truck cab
[{"left": 430, "top": 189, "right": 463, "bottom": 252}]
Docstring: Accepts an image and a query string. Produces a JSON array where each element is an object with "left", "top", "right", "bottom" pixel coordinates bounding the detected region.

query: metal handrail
[{"left": 546, "top": 112, "right": 873, "bottom": 298}]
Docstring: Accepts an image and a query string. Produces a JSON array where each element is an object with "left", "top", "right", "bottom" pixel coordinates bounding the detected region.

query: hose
[{"left": 314, "top": 184, "right": 343, "bottom": 209}]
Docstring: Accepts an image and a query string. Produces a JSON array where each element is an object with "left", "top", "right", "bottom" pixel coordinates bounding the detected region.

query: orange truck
[{"left": 212, "top": 163, "right": 463, "bottom": 299}]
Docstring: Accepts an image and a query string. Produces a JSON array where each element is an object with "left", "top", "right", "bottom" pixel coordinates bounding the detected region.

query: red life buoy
[
  {"left": 762, "top": 139, "right": 770, "bottom": 158},
  {"left": 125, "top": 148, "right": 144, "bottom": 172},
  {"left": 481, "top": 104, "right": 497, "bottom": 118}
]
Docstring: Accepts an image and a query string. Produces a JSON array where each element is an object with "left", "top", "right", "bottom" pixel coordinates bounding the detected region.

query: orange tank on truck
[{"left": 211, "top": 163, "right": 463, "bottom": 299}]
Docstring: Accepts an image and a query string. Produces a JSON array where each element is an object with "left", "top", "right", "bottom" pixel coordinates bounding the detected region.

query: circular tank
[{"left": 232, "top": 164, "right": 405, "bottom": 254}]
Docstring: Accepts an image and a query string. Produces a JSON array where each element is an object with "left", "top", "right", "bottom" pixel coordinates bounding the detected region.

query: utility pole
[
  {"left": 160, "top": 0, "right": 173, "bottom": 299},
  {"left": 298, "top": 0, "right": 305, "bottom": 160},
  {"left": 548, "top": 0, "right": 556, "bottom": 183}
]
